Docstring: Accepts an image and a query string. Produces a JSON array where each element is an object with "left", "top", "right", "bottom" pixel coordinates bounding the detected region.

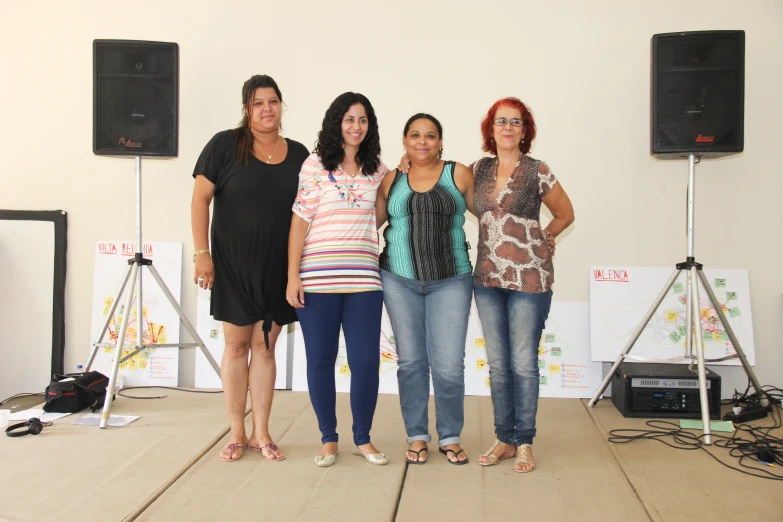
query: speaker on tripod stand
[
  {"left": 651, "top": 30, "right": 744, "bottom": 158},
  {"left": 93, "top": 40, "right": 179, "bottom": 157},
  {"left": 590, "top": 30, "right": 765, "bottom": 445},
  {"left": 86, "top": 40, "right": 220, "bottom": 428}
]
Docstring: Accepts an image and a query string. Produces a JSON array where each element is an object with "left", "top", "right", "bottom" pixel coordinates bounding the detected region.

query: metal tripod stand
[
  {"left": 588, "top": 154, "right": 765, "bottom": 445},
  {"left": 85, "top": 156, "right": 221, "bottom": 428}
]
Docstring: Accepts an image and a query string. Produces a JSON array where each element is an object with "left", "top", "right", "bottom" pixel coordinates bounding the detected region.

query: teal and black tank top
[{"left": 379, "top": 161, "right": 472, "bottom": 281}]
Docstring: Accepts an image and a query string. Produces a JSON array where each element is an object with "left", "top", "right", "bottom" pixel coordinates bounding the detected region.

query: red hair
[{"left": 480, "top": 97, "right": 536, "bottom": 156}]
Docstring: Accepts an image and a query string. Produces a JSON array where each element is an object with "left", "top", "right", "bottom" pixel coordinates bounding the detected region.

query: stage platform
[{"left": 0, "top": 391, "right": 780, "bottom": 521}]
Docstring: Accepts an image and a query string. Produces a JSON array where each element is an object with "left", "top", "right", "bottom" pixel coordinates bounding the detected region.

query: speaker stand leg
[
  {"left": 696, "top": 270, "right": 767, "bottom": 407},
  {"left": 100, "top": 262, "right": 139, "bottom": 428},
  {"left": 588, "top": 269, "right": 682, "bottom": 407},
  {"left": 689, "top": 266, "right": 712, "bottom": 445}
]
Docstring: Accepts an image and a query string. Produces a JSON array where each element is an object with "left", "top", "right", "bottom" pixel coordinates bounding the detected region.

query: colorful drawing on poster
[
  {"left": 89, "top": 242, "right": 182, "bottom": 386},
  {"left": 291, "top": 299, "right": 600, "bottom": 399},
  {"left": 590, "top": 267, "right": 755, "bottom": 366},
  {"left": 465, "top": 301, "right": 601, "bottom": 398}
]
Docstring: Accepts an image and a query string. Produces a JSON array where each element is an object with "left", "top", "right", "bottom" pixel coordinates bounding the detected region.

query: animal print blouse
[{"left": 471, "top": 154, "right": 557, "bottom": 293}]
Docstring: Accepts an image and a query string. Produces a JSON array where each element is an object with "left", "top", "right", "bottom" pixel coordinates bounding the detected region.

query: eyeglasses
[{"left": 493, "top": 117, "right": 523, "bottom": 127}]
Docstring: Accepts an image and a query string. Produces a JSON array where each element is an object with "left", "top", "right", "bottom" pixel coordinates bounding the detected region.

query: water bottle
[{"left": 61, "top": 364, "right": 83, "bottom": 382}]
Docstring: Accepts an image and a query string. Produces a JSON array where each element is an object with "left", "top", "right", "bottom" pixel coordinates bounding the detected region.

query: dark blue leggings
[{"left": 296, "top": 291, "right": 383, "bottom": 446}]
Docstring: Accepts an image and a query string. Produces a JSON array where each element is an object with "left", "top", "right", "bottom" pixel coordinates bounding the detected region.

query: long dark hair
[
  {"left": 403, "top": 113, "right": 444, "bottom": 159},
  {"left": 314, "top": 92, "right": 381, "bottom": 175},
  {"left": 234, "top": 75, "right": 283, "bottom": 165}
]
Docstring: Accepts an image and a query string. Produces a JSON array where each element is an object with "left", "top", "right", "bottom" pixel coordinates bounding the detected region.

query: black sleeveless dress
[{"left": 193, "top": 130, "right": 309, "bottom": 341}]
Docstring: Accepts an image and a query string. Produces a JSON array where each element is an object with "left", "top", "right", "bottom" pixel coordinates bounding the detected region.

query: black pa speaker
[
  {"left": 651, "top": 30, "right": 744, "bottom": 159},
  {"left": 93, "top": 40, "right": 179, "bottom": 157}
]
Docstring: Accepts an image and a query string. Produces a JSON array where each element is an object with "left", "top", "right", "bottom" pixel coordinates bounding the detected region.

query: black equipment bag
[{"left": 43, "top": 371, "right": 113, "bottom": 413}]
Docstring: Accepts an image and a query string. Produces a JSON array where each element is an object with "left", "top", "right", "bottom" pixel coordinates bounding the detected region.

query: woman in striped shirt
[{"left": 287, "top": 92, "right": 389, "bottom": 468}]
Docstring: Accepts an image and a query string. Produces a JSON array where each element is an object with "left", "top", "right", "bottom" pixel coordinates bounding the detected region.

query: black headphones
[{"left": 5, "top": 417, "right": 51, "bottom": 437}]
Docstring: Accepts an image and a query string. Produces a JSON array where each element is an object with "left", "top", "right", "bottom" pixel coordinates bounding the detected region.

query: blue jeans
[
  {"left": 296, "top": 291, "right": 384, "bottom": 446},
  {"left": 473, "top": 285, "right": 552, "bottom": 445},
  {"left": 381, "top": 270, "right": 472, "bottom": 447}
]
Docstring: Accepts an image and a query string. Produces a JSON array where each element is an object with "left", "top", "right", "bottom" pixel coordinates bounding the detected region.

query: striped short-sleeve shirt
[{"left": 292, "top": 152, "right": 388, "bottom": 293}]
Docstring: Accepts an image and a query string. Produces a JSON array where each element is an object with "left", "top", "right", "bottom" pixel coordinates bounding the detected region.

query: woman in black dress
[{"left": 191, "top": 75, "right": 308, "bottom": 462}]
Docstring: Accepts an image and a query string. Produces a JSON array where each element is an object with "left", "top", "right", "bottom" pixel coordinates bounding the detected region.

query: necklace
[
  {"left": 254, "top": 136, "right": 281, "bottom": 163},
  {"left": 337, "top": 162, "right": 360, "bottom": 177}
]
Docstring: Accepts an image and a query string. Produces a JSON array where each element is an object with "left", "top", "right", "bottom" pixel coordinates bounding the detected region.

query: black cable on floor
[
  {"left": 117, "top": 386, "right": 224, "bottom": 400},
  {"left": 0, "top": 392, "right": 45, "bottom": 406},
  {"left": 608, "top": 384, "right": 783, "bottom": 481}
]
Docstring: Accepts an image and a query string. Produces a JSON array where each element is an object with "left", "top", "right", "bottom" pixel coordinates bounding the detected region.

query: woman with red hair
[
  {"left": 471, "top": 98, "right": 574, "bottom": 472},
  {"left": 398, "top": 98, "right": 574, "bottom": 471}
]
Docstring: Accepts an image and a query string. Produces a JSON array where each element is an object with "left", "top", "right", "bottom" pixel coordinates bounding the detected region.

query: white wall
[{"left": 1, "top": 0, "right": 781, "bottom": 395}]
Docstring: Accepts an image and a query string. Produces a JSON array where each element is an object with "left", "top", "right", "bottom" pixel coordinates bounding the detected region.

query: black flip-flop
[
  {"left": 439, "top": 446, "right": 469, "bottom": 465},
  {"left": 406, "top": 447, "right": 428, "bottom": 465}
]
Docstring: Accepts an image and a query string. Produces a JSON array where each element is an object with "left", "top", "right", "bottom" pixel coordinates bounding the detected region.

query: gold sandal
[
  {"left": 514, "top": 443, "right": 536, "bottom": 473},
  {"left": 478, "top": 439, "right": 516, "bottom": 467}
]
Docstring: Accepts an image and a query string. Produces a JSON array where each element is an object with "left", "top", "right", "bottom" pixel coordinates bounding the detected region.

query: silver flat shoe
[
  {"left": 353, "top": 446, "right": 389, "bottom": 465},
  {"left": 314, "top": 453, "right": 337, "bottom": 467}
]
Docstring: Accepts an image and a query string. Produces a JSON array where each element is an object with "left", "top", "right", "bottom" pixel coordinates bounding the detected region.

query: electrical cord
[
  {"left": 721, "top": 382, "right": 782, "bottom": 412},
  {"left": 117, "top": 386, "right": 224, "bottom": 399},
  {"left": 608, "top": 383, "right": 783, "bottom": 481},
  {"left": 0, "top": 392, "right": 45, "bottom": 406},
  {"left": 2, "top": 387, "right": 223, "bottom": 404}
]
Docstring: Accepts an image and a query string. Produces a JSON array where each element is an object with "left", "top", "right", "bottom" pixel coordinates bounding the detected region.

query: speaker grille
[
  {"left": 651, "top": 31, "right": 744, "bottom": 158},
  {"left": 93, "top": 40, "right": 179, "bottom": 157},
  {"left": 655, "top": 71, "right": 739, "bottom": 149}
]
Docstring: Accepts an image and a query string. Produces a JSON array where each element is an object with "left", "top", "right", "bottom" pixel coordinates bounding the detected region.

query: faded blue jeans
[
  {"left": 381, "top": 270, "right": 472, "bottom": 447},
  {"left": 473, "top": 285, "right": 552, "bottom": 445}
]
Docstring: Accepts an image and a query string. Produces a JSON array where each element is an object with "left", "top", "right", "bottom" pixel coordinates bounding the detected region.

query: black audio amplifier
[{"left": 611, "top": 362, "right": 721, "bottom": 420}]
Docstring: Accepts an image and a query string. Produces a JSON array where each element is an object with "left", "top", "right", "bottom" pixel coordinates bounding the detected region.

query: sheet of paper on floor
[
  {"left": 72, "top": 414, "right": 139, "bottom": 427},
  {"left": 8, "top": 408, "right": 71, "bottom": 423}
]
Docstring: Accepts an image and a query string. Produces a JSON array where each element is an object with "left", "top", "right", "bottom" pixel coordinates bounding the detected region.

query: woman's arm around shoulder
[
  {"left": 453, "top": 162, "right": 476, "bottom": 216},
  {"left": 375, "top": 168, "right": 397, "bottom": 229}
]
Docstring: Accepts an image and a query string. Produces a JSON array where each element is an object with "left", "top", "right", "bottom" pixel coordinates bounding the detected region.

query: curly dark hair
[
  {"left": 234, "top": 75, "right": 283, "bottom": 165},
  {"left": 403, "top": 113, "right": 444, "bottom": 159},
  {"left": 314, "top": 92, "right": 381, "bottom": 175}
]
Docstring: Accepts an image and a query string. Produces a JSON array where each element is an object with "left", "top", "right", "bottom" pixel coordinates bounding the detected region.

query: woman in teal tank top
[{"left": 376, "top": 113, "right": 476, "bottom": 465}]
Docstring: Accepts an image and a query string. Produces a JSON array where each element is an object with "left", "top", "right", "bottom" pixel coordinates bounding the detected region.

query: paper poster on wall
[
  {"left": 291, "top": 300, "right": 598, "bottom": 399},
  {"left": 89, "top": 242, "right": 182, "bottom": 386},
  {"left": 194, "top": 287, "right": 287, "bottom": 389},
  {"left": 464, "top": 301, "right": 489, "bottom": 396},
  {"left": 292, "top": 306, "right": 402, "bottom": 394},
  {"left": 590, "top": 267, "right": 755, "bottom": 365},
  {"left": 465, "top": 301, "right": 601, "bottom": 398}
]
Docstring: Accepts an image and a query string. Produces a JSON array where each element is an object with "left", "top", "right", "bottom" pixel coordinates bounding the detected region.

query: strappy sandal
[
  {"left": 514, "top": 443, "right": 536, "bottom": 473},
  {"left": 439, "top": 446, "right": 469, "bottom": 465},
  {"left": 478, "top": 439, "right": 516, "bottom": 467},
  {"left": 220, "top": 441, "right": 248, "bottom": 462},
  {"left": 249, "top": 442, "right": 286, "bottom": 461},
  {"left": 406, "top": 446, "right": 428, "bottom": 465}
]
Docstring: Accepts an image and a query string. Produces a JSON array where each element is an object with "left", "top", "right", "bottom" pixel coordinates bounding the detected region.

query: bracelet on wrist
[{"left": 193, "top": 249, "right": 210, "bottom": 262}]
